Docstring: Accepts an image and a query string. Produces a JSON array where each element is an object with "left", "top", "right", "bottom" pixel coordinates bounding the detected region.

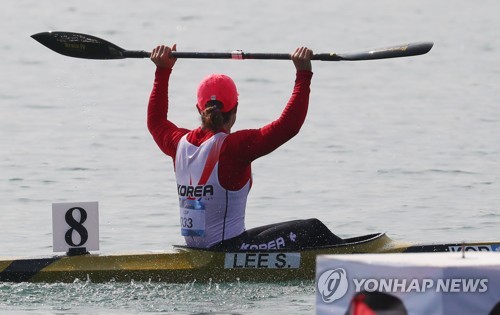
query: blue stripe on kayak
[{"left": 181, "top": 230, "right": 205, "bottom": 237}]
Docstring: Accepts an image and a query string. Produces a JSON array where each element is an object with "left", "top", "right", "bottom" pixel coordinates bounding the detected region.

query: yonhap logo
[
  {"left": 317, "top": 271, "right": 489, "bottom": 305},
  {"left": 317, "top": 268, "right": 349, "bottom": 303}
]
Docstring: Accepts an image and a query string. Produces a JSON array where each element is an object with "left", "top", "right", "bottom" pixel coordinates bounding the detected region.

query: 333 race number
[{"left": 180, "top": 216, "right": 194, "bottom": 229}]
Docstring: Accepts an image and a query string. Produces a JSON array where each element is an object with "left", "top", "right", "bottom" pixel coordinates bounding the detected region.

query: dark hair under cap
[{"left": 200, "top": 100, "right": 236, "bottom": 132}]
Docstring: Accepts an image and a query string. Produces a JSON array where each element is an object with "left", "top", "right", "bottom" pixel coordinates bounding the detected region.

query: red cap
[{"left": 196, "top": 74, "right": 238, "bottom": 112}]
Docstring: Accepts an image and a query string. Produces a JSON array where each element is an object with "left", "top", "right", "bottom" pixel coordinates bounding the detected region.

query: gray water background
[{"left": 1, "top": 0, "right": 499, "bottom": 314}]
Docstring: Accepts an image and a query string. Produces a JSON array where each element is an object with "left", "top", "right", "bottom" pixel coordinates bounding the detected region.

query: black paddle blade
[{"left": 31, "top": 31, "right": 127, "bottom": 59}]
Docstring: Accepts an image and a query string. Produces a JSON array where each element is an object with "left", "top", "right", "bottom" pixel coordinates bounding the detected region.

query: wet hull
[{"left": 1, "top": 233, "right": 498, "bottom": 283}]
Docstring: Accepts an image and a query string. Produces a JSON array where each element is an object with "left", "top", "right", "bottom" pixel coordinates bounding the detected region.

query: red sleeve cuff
[{"left": 296, "top": 70, "right": 313, "bottom": 79}]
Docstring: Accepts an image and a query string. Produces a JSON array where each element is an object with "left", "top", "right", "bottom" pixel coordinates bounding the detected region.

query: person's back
[{"left": 175, "top": 132, "right": 249, "bottom": 247}]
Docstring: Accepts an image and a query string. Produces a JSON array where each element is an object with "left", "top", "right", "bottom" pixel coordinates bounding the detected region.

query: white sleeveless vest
[{"left": 175, "top": 132, "right": 250, "bottom": 248}]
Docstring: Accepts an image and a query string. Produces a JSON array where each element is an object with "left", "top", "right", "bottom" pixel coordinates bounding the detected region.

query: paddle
[{"left": 31, "top": 31, "right": 433, "bottom": 61}]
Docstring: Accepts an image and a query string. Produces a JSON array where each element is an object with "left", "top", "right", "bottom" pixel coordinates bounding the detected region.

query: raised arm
[
  {"left": 227, "top": 47, "right": 314, "bottom": 162},
  {"left": 147, "top": 44, "right": 189, "bottom": 157}
]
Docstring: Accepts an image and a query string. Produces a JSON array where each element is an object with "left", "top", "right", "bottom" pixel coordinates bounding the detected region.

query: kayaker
[{"left": 148, "top": 44, "right": 344, "bottom": 250}]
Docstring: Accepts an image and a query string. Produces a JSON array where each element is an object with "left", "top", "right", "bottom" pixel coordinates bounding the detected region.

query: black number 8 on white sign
[{"left": 64, "top": 207, "right": 89, "bottom": 247}]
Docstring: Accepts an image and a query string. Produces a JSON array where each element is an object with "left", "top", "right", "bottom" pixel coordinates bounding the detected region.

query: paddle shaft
[
  {"left": 124, "top": 51, "right": 344, "bottom": 60},
  {"left": 124, "top": 47, "right": 428, "bottom": 61},
  {"left": 123, "top": 51, "right": 297, "bottom": 59},
  {"left": 126, "top": 51, "right": 296, "bottom": 59}
]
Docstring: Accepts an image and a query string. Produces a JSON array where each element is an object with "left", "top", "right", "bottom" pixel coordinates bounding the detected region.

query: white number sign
[{"left": 52, "top": 201, "right": 99, "bottom": 253}]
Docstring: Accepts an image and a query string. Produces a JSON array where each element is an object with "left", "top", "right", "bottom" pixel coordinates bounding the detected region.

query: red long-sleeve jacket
[{"left": 147, "top": 67, "right": 313, "bottom": 191}]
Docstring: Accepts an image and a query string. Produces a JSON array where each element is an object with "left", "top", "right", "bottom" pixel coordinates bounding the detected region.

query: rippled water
[
  {"left": 0, "top": 280, "right": 314, "bottom": 314},
  {"left": 1, "top": 0, "right": 499, "bottom": 314}
]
